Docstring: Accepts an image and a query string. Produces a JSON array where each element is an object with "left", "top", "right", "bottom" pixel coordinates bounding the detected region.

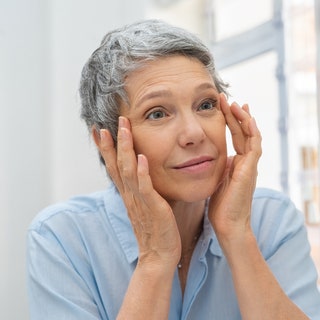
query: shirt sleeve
[
  {"left": 27, "top": 227, "right": 105, "bottom": 320},
  {"left": 253, "top": 190, "right": 320, "bottom": 319}
]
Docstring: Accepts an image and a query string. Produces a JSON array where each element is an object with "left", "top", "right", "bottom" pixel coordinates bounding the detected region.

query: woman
[{"left": 27, "top": 20, "right": 320, "bottom": 319}]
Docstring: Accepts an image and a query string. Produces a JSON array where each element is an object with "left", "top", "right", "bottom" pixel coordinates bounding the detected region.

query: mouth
[{"left": 174, "top": 156, "right": 214, "bottom": 170}]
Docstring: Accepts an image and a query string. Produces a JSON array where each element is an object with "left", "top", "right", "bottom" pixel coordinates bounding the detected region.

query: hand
[
  {"left": 208, "top": 93, "right": 262, "bottom": 244},
  {"left": 99, "top": 117, "right": 181, "bottom": 270}
]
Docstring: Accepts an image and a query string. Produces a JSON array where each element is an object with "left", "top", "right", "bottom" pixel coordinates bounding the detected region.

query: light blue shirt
[{"left": 27, "top": 184, "right": 320, "bottom": 319}]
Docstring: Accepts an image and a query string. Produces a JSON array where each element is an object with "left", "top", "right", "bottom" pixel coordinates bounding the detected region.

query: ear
[{"left": 91, "top": 126, "right": 102, "bottom": 151}]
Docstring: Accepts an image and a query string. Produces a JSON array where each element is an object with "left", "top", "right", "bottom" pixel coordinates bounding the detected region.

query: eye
[
  {"left": 146, "top": 108, "right": 167, "bottom": 120},
  {"left": 198, "top": 100, "right": 217, "bottom": 111}
]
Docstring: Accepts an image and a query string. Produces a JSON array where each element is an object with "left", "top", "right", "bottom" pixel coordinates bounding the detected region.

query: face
[{"left": 120, "top": 55, "right": 227, "bottom": 203}]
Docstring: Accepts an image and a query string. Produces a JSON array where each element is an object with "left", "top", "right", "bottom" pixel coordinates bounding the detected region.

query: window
[
  {"left": 212, "top": 0, "right": 320, "bottom": 287},
  {"left": 212, "top": 0, "right": 273, "bottom": 40},
  {"left": 220, "top": 52, "right": 281, "bottom": 191}
]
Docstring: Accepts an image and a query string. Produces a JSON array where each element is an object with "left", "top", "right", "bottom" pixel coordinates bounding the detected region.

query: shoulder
[
  {"left": 252, "top": 187, "right": 304, "bottom": 229},
  {"left": 252, "top": 187, "right": 302, "bottom": 222},
  {"left": 253, "top": 187, "right": 294, "bottom": 204},
  {"left": 28, "top": 189, "right": 109, "bottom": 235},
  {"left": 251, "top": 188, "right": 306, "bottom": 256}
]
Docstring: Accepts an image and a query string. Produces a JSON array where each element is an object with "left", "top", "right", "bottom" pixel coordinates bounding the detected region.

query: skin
[{"left": 93, "top": 55, "right": 308, "bottom": 319}]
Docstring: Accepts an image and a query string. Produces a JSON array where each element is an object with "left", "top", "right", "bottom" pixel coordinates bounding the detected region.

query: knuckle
[{"left": 120, "top": 163, "right": 135, "bottom": 180}]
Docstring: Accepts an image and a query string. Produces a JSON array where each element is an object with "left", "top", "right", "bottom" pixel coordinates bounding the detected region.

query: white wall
[
  {"left": 0, "top": 0, "right": 145, "bottom": 318},
  {"left": 49, "top": 0, "right": 145, "bottom": 201},
  {"left": 0, "top": 1, "right": 51, "bottom": 318}
]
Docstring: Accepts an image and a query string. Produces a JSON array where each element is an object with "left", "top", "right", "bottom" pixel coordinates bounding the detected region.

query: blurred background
[{"left": 1, "top": 0, "right": 319, "bottom": 318}]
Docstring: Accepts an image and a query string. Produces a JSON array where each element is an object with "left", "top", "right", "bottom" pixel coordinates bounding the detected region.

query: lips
[{"left": 174, "top": 156, "right": 214, "bottom": 169}]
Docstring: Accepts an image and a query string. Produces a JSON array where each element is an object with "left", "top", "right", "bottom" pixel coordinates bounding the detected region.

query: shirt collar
[
  {"left": 104, "top": 183, "right": 223, "bottom": 264},
  {"left": 202, "top": 211, "right": 223, "bottom": 258}
]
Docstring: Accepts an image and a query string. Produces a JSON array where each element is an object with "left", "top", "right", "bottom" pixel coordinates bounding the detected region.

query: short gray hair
[{"left": 79, "top": 19, "right": 228, "bottom": 163}]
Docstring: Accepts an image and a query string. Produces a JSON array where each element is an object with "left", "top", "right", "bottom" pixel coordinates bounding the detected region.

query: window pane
[
  {"left": 284, "top": 0, "right": 320, "bottom": 286},
  {"left": 146, "top": 0, "right": 209, "bottom": 43},
  {"left": 219, "top": 52, "right": 281, "bottom": 191},
  {"left": 212, "top": 0, "right": 273, "bottom": 41},
  {"left": 285, "top": 0, "right": 319, "bottom": 224}
]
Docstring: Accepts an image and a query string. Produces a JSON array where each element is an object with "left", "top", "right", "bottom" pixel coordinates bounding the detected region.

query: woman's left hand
[{"left": 208, "top": 93, "right": 262, "bottom": 244}]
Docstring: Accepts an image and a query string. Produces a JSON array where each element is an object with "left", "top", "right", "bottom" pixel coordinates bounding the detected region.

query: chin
[
  {"left": 161, "top": 183, "right": 218, "bottom": 204},
  {"left": 185, "top": 189, "right": 215, "bottom": 203}
]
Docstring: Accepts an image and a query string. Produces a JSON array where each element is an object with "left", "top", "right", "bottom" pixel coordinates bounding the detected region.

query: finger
[
  {"left": 100, "top": 129, "right": 124, "bottom": 193},
  {"left": 117, "top": 116, "right": 139, "bottom": 192},
  {"left": 220, "top": 94, "right": 246, "bottom": 135},
  {"left": 242, "top": 103, "right": 250, "bottom": 116},
  {"left": 248, "top": 117, "right": 262, "bottom": 160},
  {"left": 137, "top": 154, "right": 151, "bottom": 195},
  {"left": 137, "top": 154, "right": 167, "bottom": 208},
  {"left": 230, "top": 107, "right": 261, "bottom": 159},
  {"left": 137, "top": 154, "right": 157, "bottom": 207},
  {"left": 220, "top": 94, "right": 247, "bottom": 154},
  {"left": 229, "top": 102, "right": 252, "bottom": 136}
]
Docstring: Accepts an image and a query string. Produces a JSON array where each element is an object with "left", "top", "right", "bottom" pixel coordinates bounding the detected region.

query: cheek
[
  {"left": 206, "top": 121, "right": 227, "bottom": 151},
  {"left": 132, "top": 130, "right": 172, "bottom": 189},
  {"left": 132, "top": 129, "right": 168, "bottom": 162}
]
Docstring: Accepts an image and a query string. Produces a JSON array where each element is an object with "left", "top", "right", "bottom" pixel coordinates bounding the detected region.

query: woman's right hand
[{"left": 99, "top": 116, "right": 181, "bottom": 271}]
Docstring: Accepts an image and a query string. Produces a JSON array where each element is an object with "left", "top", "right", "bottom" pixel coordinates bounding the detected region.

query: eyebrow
[
  {"left": 196, "top": 82, "right": 217, "bottom": 91},
  {"left": 137, "top": 89, "right": 173, "bottom": 106},
  {"left": 137, "top": 82, "right": 217, "bottom": 106}
]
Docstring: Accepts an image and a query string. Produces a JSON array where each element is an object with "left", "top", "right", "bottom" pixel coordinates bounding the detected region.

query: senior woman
[{"left": 27, "top": 20, "right": 320, "bottom": 319}]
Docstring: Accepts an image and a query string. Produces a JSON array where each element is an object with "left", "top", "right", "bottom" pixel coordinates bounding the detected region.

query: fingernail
[
  {"left": 120, "top": 127, "right": 128, "bottom": 140},
  {"left": 220, "top": 92, "right": 227, "bottom": 102},
  {"left": 232, "top": 101, "right": 240, "bottom": 107}
]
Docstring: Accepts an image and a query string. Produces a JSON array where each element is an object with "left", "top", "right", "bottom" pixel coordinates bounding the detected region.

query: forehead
[{"left": 124, "top": 55, "right": 215, "bottom": 99}]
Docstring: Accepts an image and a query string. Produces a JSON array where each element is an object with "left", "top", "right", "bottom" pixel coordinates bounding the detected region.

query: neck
[
  {"left": 171, "top": 200, "right": 205, "bottom": 295},
  {"left": 171, "top": 200, "right": 205, "bottom": 252}
]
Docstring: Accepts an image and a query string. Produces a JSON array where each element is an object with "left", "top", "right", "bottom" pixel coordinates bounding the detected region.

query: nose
[{"left": 177, "top": 113, "right": 206, "bottom": 147}]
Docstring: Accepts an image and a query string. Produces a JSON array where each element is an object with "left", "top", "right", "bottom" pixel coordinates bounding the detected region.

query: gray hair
[{"left": 79, "top": 19, "right": 228, "bottom": 164}]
